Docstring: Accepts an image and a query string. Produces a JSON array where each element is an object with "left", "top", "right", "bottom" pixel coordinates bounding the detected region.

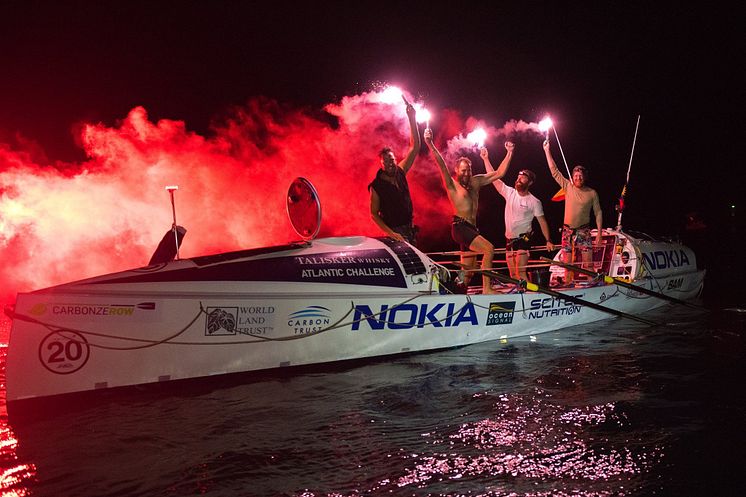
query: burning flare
[
  {"left": 538, "top": 116, "right": 553, "bottom": 134},
  {"left": 466, "top": 127, "right": 487, "bottom": 147},
  {"left": 414, "top": 104, "right": 431, "bottom": 126},
  {"left": 376, "top": 85, "right": 404, "bottom": 104}
]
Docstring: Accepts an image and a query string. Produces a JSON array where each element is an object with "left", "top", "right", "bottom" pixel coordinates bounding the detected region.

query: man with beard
[
  {"left": 425, "top": 128, "right": 513, "bottom": 294},
  {"left": 543, "top": 139, "right": 603, "bottom": 284},
  {"left": 484, "top": 149, "right": 555, "bottom": 283},
  {"left": 368, "top": 97, "right": 421, "bottom": 244}
]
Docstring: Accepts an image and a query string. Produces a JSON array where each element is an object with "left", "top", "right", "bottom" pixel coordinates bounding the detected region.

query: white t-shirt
[{"left": 494, "top": 180, "right": 544, "bottom": 239}]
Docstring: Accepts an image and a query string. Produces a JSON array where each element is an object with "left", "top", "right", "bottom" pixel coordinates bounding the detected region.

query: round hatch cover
[{"left": 286, "top": 177, "right": 321, "bottom": 240}]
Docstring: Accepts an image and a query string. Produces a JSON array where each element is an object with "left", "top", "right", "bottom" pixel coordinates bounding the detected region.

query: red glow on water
[
  {"left": 1, "top": 89, "right": 551, "bottom": 303},
  {"left": 0, "top": 425, "right": 35, "bottom": 496}
]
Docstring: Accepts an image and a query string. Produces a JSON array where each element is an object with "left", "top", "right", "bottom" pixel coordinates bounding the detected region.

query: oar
[
  {"left": 540, "top": 257, "right": 704, "bottom": 310},
  {"left": 454, "top": 263, "right": 662, "bottom": 327},
  {"left": 428, "top": 244, "right": 554, "bottom": 257}
]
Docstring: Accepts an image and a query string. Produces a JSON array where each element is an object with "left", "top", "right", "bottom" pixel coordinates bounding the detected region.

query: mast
[{"left": 616, "top": 115, "right": 641, "bottom": 231}]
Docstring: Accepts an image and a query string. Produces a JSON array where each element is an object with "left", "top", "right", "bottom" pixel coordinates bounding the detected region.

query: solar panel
[{"left": 376, "top": 238, "right": 427, "bottom": 275}]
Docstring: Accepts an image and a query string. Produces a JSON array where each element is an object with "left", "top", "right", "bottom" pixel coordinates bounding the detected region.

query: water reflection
[
  {"left": 1, "top": 337, "right": 36, "bottom": 497},
  {"left": 385, "top": 392, "right": 661, "bottom": 494},
  {"left": 1, "top": 430, "right": 36, "bottom": 497}
]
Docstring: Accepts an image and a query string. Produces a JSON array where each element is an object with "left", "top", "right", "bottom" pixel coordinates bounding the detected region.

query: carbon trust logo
[{"left": 287, "top": 306, "right": 332, "bottom": 334}]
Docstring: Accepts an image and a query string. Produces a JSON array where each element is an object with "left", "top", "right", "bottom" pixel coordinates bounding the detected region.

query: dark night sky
[{"left": 1, "top": 1, "right": 742, "bottom": 237}]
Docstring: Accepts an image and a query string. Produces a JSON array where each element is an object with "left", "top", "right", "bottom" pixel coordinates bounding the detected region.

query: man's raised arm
[
  {"left": 543, "top": 139, "right": 567, "bottom": 189},
  {"left": 399, "top": 96, "right": 421, "bottom": 174},
  {"left": 478, "top": 141, "right": 514, "bottom": 187},
  {"left": 425, "top": 128, "right": 455, "bottom": 192}
]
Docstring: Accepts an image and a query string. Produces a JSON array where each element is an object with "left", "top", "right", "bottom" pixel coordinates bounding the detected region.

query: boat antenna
[
  {"left": 165, "top": 185, "right": 180, "bottom": 260},
  {"left": 616, "top": 115, "right": 641, "bottom": 231},
  {"left": 552, "top": 126, "right": 572, "bottom": 177}
]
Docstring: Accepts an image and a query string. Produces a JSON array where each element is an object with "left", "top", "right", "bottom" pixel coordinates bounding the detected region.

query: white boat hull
[{"left": 5, "top": 234, "right": 705, "bottom": 403}]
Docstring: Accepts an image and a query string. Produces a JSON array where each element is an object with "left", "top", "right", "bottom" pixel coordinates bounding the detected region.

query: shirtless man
[
  {"left": 543, "top": 139, "right": 603, "bottom": 283},
  {"left": 425, "top": 128, "right": 513, "bottom": 293}
]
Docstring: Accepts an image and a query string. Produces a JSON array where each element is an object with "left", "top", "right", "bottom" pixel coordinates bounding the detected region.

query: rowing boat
[{"left": 4, "top": 178, "right": 705, "bottom": 404}]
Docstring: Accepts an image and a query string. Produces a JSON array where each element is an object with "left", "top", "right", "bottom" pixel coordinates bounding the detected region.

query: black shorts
[
  {"left": 506, "top": 233, "right": 531, "bottom": 252},
  {"left": 451, "top": 217, "right": 480, "bottom": 251}
]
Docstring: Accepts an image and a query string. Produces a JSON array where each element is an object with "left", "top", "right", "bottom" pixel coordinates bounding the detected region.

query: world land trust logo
[
  {"left": 486, "top": 301, "right": 516, "bottom": 325},
  {"left": 206, "top": 307, "right": 238, "bottom": 335},
  {"left": 205, "top": 305, "right": 276, "bottom": 336}
]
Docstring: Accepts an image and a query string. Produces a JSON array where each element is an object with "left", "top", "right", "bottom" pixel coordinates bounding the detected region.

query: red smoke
[{"left": 0, "top": 88, "right": 544, "bottom": 304}]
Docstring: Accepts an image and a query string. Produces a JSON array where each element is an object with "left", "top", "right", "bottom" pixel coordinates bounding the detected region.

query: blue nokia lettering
[
  {"left": 642, "top": 250, "right": 690, "bottom": 270},
  {"left": 351, "top": 302, "right": 478, "bottom": 330}
]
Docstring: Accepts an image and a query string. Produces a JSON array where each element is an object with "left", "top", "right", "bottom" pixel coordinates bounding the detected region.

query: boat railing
[{"left": 425, "top": 233, "right": 623, "bottom": 293}]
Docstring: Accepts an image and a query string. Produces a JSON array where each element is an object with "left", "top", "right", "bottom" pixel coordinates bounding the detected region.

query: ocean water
[
  {"left": 2, "top": 299, "right": 744, "bottom": 497},
  {"left": 2, "top": 227, "right": 745, "bottom": 496}
]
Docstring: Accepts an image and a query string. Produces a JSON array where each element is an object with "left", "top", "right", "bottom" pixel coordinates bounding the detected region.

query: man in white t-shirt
[{"left": 483, "top": 147, "right": 555, "bottom": 282}]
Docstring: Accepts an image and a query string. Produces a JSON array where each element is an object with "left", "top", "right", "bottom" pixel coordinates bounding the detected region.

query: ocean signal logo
[
  {"left": 486, "top": 302, "right": 516, "bottom": 325},
  {"left": 206, "top": 307, "right": 238, "bottom": 335},
  {"left": 642, "top": 249, "right": 691, "bottom": 271},
  {"left": 28, "top": 302, "right": 156, "bottom": 317},
  {"left": 288, "top": 306, "right": 332, "bottom": 334},
  {"left": 351, "top": 302, "right": 478, "bottom": 330}
]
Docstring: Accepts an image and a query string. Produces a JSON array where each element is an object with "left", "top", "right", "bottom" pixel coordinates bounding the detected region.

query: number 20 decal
[{"left": 39, "top": 331, "right": 90, "bottom": 374}]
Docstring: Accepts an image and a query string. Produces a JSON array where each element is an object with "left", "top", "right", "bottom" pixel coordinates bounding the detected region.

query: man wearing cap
[
  {"left": 543, "top": 139, "right": 603, "bottom": 284},
  {"left": 483, "top": 148, "right": 555, "bottom": 283}
]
